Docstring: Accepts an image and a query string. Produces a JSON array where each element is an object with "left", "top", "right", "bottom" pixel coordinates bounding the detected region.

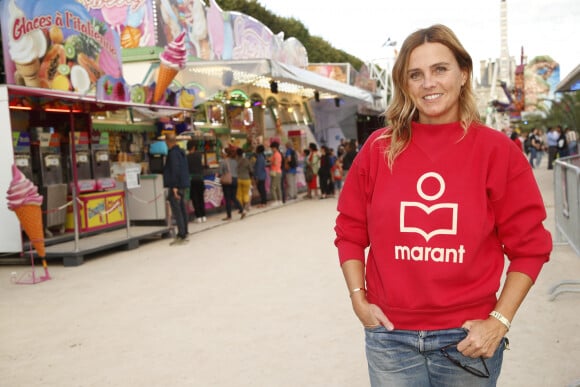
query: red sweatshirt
[{"left": 334, "top": 121, "right": 551, "bottom": 330}]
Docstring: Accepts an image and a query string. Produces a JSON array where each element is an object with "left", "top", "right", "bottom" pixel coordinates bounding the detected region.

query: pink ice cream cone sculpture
[
  {"left": 6, "top": 164, "right": 45, "bottom": 257},
  {"left": 154, "top": 31, "right": 187, "bottom": 103}
]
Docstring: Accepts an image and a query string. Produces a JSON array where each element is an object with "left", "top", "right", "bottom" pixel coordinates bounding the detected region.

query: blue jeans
[
  {"left": 365, "top": 327, "right": 506, "bottom": 387},
  {"left": 167, "top": 188, "right": 188, "bottom": 238},
  {"left": 528, "top": 146, "right": 537, "bottom": 167}
]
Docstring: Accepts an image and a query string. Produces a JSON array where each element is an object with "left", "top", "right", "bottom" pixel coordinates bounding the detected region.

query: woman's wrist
[{"left": 349, "top": 287, "right": 366, "bottom": 297}]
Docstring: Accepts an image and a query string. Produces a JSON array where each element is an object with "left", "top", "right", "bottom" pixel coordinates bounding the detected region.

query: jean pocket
[{"left": 364, "top": 324, "right": 385, "bottom": 332}]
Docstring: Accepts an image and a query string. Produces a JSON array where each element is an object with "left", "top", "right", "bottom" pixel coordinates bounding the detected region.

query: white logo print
[{"left": 400, "top": 172, "right": 458, "bottom": 241}]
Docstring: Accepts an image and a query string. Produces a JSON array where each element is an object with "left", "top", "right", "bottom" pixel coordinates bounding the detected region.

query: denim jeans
[
  {"left": 365, "top": 327, "right": 506, "bottom": 387},
  {"left": 528, "top": 146, "right": 537, "bottom": 167},
  {"left": 168, "top": 188, "right": 188, "bottom": 238}
]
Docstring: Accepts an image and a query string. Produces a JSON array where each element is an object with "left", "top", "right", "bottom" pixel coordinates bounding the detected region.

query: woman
[
  {"left": 253, "top": 144, "right": 268, "bottom": 207},
  {"left": 235, "top": 147, "right": 252, "bottom": 216},
  {"left": 305, "top": 143, "right": 320, "bottom": 199},
  {"left": 334, "top": 24, "right": 551, "bottom": 386},
  {"left": 269, "top": 141, "right": 283, "bottom": 205},
  {"left": 218, "top": 147, "right": 244, "bottom": 221},
  {"left": 317, "top": 145, "right": 332, "bottom": 199}
]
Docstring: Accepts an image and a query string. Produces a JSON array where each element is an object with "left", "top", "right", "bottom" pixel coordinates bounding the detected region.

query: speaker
[
  {"left": 314, "top": 91, "right": 320, "bottom": 102},
  {"left": 270, "top": 80, "right": 278, "bottom": 94}
]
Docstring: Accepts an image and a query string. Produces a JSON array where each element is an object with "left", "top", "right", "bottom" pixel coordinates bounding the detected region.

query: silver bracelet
[
  {"left": 349, "top": 287, "right": 366, "bottom": 297},
  {"left": 489, "top": 310, "right": 511, "bottom": 331}
]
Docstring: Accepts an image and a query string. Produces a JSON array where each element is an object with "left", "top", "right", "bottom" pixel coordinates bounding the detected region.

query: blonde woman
[{"left": 334, "top": 24, "right": 551, "bottom": 386}]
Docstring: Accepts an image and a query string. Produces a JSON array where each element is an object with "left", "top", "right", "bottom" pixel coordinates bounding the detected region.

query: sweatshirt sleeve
[
  {"left": 334, "top": 138, "right": 374, "bottom": 265},
  {"left": 489, "top": 143, "right": 552, "bottom": 282}
]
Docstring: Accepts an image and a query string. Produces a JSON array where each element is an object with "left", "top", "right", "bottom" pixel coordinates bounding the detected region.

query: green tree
[{"left": 538, "top": 91, "right": 580, "bottom": 130}]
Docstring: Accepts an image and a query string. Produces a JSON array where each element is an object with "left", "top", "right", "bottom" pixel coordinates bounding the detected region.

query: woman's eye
[
  {"left": 409, "top": 72, "right": 422, "bottom": 81},
  {"left": 435, "top": 66, "right": 448, "bottom": 74}
]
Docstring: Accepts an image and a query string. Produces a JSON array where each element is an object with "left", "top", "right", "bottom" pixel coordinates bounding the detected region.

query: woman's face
[{"left": 406, "top": 42, "right": 467, "bottom": 125}]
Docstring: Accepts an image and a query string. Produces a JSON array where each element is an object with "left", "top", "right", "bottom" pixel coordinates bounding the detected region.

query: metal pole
[{"left": 69, "top": 109, "right": 80, "bottom": 252}]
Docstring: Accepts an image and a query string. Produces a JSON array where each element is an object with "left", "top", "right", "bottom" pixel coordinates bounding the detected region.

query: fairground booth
[{"left": 0, "top": 0, "right": 375, "bottom": 266}]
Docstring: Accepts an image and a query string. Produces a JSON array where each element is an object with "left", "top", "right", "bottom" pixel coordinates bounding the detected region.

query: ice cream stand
[
  {"left": 0, "top": 0, "right": 195, "bottom": 266},
  {"left": 0, "top": 0, "right": 377, "bottom": 266}
]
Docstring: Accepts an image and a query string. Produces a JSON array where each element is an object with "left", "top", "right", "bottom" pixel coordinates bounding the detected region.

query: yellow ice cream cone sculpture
[
  {"left": 154, "top": 31, "right": 187, "bottom": 103},
  {"left": 6, "top": 164, "right": 46, "bottom": 257},
  {"left": 14, "top": 204, "right": 45, "bottom": 257},
  {"left": 154, "top": 64, "right": 179, "bottom": 103}
]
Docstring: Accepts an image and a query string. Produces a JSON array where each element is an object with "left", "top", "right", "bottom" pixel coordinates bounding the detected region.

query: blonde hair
[{"left": 380, "top": 24, "right": 480, "bottom": 169}]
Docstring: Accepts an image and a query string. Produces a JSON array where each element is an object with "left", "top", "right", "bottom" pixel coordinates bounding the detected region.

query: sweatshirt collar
[{"left": 410, "top": 121, "right": 467, "bottom": 160}]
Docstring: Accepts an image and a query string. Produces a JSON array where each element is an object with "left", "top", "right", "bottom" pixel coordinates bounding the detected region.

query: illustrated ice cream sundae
[
  {"left": 6, "top": 164, "right": 45, "bottom": 257},
  {"left": 8, "top": 0, "right": 47, "bottom": 87},
  {"left": 154, "top": 31, "right": 187, "bottom": 103}
]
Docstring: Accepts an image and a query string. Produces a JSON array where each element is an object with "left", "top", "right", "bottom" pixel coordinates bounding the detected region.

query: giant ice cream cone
[
  {"left": 15, "top": 59, "right": 41, "bottom": 87},
  {"left": 154, "top": 31, "right": 187, "bottom": 103},
  {"left": 154, "top": 64, "right": 179, "bottom": 103},
  {"left": 6, "top": 165, "right": 45, "bottom": 257},
  {"left": 14, "top": 205, "right": 45, "bottom": 257}
]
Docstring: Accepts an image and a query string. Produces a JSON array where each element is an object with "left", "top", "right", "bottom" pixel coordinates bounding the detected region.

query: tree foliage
[
  {"left": 213, "top": 0, "right": 364, "bottom": 69},
  {"left": 538, "top": 91, "right": 580, "bottom": 131}
]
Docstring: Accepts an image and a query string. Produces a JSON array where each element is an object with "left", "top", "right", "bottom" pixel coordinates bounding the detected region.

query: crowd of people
[
  {"left": 161, "top": 133, "right": 360, "bottom": 245},
  {"left": 303, "top": 139, "right": 358, "bottom": 200},
  {"left": 507, "top": 125, "right": 578, "bottom": 169}
]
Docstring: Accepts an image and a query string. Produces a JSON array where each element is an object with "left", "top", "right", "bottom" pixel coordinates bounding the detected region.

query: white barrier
[{"left": 549, "top": 155, "right": 580, "bottom": 300}]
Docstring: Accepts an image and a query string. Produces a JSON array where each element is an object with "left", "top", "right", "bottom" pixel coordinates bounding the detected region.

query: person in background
[
  {"left": 186, "top": 140, "right": 206, "bottom": 223},
  {"left": 510, "top": 130, "right": 523, "bottom": 152},
  {"left": 536, "top": 128, "right": 547, "bottom": 168},
  {"left": 526, "top": 128, "right": 541, "bottom": 168},
  {"left": 253, "top": 144, "right": 268, "bottom": 208},
  {"left": 284, "top": 141, "right": 298, "bottom": 201},
  {"left": 565, "top": 127, "right": 578, "bottom": 156},
  {"left": 557, "top": 125, "right": 569, "bottom": 158},
  {"left": 341, "top": 140, "right": 358, "bottom": 180},
  {"left": 332, "top": 154, "right": 344, "bottom": 198},
  {"left": 219, "top": 146, "right": 245, "bottom": 221},
  {"left": 236, "top": 147, "right": 252, "bottom": 216},
  {"left": 337, "top": 143, "right": 346, "bottom": 160},
  {"left": 163, "top": 133, "right": 190, "bottom": 245},
  {"left": 305, "top": 143, "right": 320, "bottom": 199},
  {"left": 318, "top": 145, "right": 333, "bottom": 199},
  {"left": 334, "top": 24, "right": 551, "bottom": 386},
  {"left": 269, "top": 141, "right": 283, "bottom": 206},
  {"left": 546, "top": 126, "right": 560, "bottom": 169}
]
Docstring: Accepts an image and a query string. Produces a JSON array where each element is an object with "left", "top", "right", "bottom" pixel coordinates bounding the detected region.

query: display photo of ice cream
[
  {"left": 2, "top": 0, "right": 125, "bottom": 93},
  {"left": 7, "top": 0, "right": 47, "bottom": 87}
]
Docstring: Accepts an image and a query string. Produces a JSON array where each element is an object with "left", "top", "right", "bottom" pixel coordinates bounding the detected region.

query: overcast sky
[{"left": 260, "top": 0, "right": 579, "bottom": 80}]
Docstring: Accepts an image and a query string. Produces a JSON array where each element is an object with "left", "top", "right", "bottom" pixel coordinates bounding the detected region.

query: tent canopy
[{"left": 148, "top": 59, "right": 375, "bottom": 107}]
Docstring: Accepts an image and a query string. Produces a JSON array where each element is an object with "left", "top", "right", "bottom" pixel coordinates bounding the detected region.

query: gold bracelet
[
  {"left": 349, "top": 287, "right": 366, "bottom": 297},
  {"left": 489, "top": 310, "right": 511, "bottom": 331}
]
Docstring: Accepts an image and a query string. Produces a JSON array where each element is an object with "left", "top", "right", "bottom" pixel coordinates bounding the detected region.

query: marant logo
[{"left": 395, "top": 172, "right": 465, "bottom": 263}]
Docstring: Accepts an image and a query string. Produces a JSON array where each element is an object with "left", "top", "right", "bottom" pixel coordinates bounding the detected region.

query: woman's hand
[
  {"left": 458, "top": 318, "right": 508, "bottom": 358},
  {"left": 351, "top": 294, "right": 394, "bottom": 330}
]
